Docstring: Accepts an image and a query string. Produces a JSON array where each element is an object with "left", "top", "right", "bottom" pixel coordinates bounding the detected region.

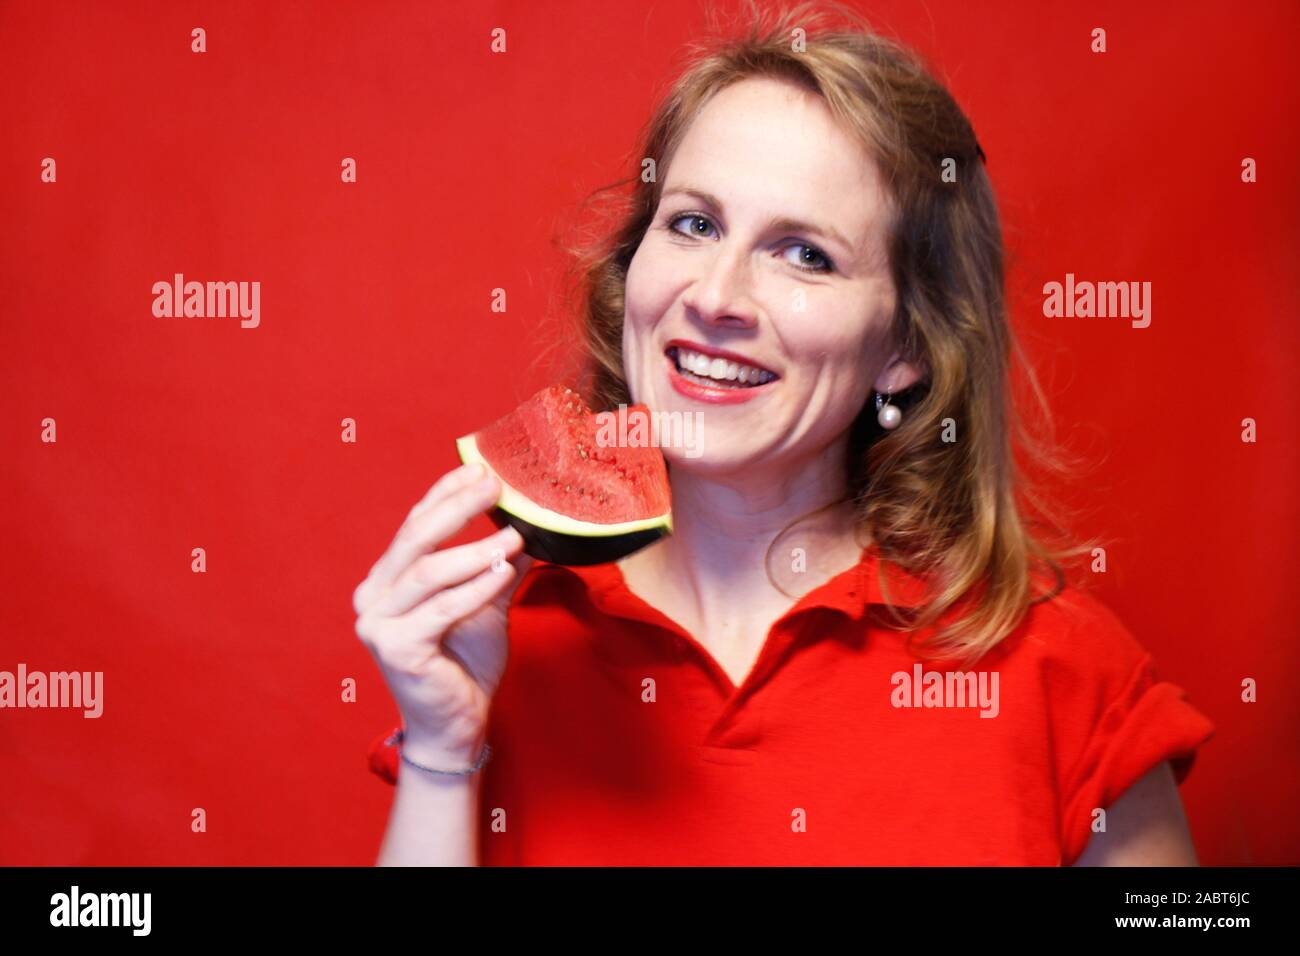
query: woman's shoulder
[
  {"left": 977, "top": 576, "right": 1214, "bottom": 760},
  {"left": 995, "top": 574, "right": 1216, "bottom": 773},
  {"left": 1010, "top": 576, "right": 1151, "bottom": 670}
]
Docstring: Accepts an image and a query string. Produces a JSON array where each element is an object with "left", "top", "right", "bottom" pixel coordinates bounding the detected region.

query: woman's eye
[
  {"left": 668, "top": 214, "right": 716, "bottom": 238},
  {"left": 666, "top": 213, "right": 833, "bottom": 274},
  {"left": 782, "top": 243, "right": 833, "bottom": 273}
]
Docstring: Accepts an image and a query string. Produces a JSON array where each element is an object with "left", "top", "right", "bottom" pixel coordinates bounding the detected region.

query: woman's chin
[{"left": 661, "top": 445, "right": 764, "bottom": 476}]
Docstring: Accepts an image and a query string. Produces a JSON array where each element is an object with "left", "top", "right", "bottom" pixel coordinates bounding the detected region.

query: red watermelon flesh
[{"left": 471, "top": 385, "right": 671, "bottom": 525}]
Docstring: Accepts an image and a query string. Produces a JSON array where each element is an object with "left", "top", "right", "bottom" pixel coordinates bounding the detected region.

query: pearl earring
[{"left": 875, "top": 390, "right": 902, "bottom": 430}]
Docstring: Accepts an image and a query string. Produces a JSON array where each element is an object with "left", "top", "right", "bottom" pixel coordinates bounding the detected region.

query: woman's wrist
[{"left": 391, "top": 727, "right": 489, "bottom": 777}]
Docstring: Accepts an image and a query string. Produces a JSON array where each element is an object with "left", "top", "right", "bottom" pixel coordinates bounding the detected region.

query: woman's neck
[{"left": 615, "top": 453, "right": 867, "bottom": 641}]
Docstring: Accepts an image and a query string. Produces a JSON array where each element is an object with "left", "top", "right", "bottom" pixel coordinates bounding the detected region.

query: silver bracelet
[{"left": 386, "top": 728, "right": 492, "bottom": 776}]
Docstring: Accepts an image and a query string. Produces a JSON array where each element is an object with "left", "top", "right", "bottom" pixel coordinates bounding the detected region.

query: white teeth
[{"left": 672, "top": 347, "right": 774, "bottom": 387}]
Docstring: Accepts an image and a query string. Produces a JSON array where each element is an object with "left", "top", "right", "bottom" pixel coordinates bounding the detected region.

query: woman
[{"left": 354, "top": 1, "right": 1214, "bottom": 866}]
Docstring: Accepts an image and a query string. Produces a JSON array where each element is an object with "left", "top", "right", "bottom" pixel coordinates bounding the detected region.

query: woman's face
[{"left": 623, "top": 76, "right": 921, "bottom": 476}]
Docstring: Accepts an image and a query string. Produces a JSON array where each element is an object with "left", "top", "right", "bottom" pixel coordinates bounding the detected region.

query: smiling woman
[{"left": 359, "top": 0, "right": 1216, "bottom": 867}]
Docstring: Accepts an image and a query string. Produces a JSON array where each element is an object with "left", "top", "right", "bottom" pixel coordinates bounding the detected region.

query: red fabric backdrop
[{"left": 1, "top": 0, "right": 1295, "bottom": 865}]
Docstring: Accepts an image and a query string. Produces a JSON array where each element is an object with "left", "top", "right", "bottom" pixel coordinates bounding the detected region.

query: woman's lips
[
  {"left": 663, "top": 338, "right": 778, "bottom": 377},
  {"left": 664, "top": 349, "right": 777, "bottom": 405}
]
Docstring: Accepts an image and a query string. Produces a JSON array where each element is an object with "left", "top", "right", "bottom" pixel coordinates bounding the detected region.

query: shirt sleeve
[
  {"left": 1058, "top": 650, "right": 1216, "bottom": 865},
  {"left": 366, "top": 723, "right": 402, "bottom": 786}
]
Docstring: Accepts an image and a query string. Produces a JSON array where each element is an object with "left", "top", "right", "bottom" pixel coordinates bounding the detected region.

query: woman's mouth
[
  {"left": 664, "top": 344, "right": 779, "bottom": 405},
  {"left": 665, "top": 345, "right": 777, "bottom": 388}
]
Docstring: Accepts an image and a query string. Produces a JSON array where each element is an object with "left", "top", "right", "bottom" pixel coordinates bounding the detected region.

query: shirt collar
[{"left": 515, "top": 544, "right": 930, "bottom": 628}]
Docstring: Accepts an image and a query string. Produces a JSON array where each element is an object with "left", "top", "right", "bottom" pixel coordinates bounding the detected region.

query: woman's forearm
[{"left": 376, "top": 763, "right": 480, "bottom": 866}]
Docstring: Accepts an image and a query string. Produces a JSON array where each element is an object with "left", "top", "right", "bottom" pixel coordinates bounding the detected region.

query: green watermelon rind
[{"left": 456, "top": 433, "right": 674, "bottom": 538}]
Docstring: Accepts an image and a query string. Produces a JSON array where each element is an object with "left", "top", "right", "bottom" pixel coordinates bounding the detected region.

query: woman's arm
[
  {"left": 1071, "top": 760, "right": 1200, "bottom": 866},
  {"left": 375, "top": 740, "right": 483, "bottom": 866}
]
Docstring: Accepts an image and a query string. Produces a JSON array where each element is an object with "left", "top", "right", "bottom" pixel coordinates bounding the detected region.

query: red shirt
[{"left": 368, "top": 546, "right": 1215, "bottom": 865}]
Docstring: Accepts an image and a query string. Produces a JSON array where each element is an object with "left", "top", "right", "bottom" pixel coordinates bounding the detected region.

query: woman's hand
[{"left": 352, "top": 462, "right": 533, "bottom": 770}]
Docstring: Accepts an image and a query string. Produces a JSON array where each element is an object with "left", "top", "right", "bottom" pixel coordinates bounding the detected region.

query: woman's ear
[{"left": 873, "top": 352, "right": 927, "bottom": 394}]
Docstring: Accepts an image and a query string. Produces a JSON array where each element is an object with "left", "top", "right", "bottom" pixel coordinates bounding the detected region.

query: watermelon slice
[{"left": 455, "top": 385, "right": 673, "bottom": 565}]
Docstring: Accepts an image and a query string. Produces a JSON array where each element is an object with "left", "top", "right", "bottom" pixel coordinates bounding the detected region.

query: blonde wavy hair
[{"left": 541, "top": 0, "right": 1096, "bottom": 667}]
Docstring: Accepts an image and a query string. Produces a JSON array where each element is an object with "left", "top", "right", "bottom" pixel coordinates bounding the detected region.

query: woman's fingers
[
  {"left": 394, "top": 557, "right": 522, "bottom": 644},
  {"left": 369, "top": 524, "right": 523, "bottom": 618},
  {"left": 353, "top": 469, "right": 500, "bottom": 614},
  {"left": 401, "top": 462, "right": 486, "bottom": 530}
]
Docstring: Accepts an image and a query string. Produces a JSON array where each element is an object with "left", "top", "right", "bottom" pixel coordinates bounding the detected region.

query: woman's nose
[{"left": 682, "top": 245, "right": 759, "bottom": 329}]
